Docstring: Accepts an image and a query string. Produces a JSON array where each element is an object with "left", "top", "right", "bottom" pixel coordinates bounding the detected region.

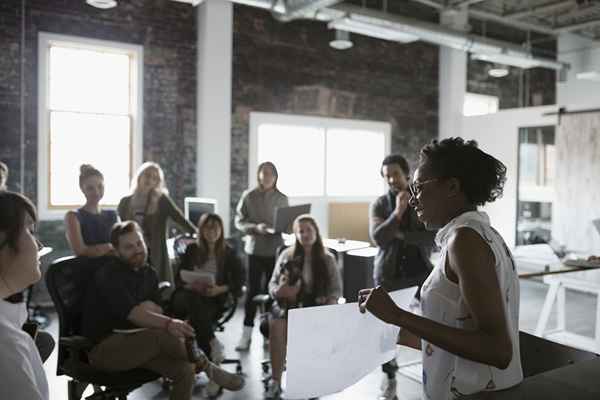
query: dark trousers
[
  {"left": 243, "top": 254, "right": 275, "bottom": 327},
  {"left": 171, "top": 288, "right": 221, "bottom": 358}
]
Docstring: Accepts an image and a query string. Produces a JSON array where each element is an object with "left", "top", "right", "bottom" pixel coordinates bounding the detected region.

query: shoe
[
  {"left": 265, "top": 378, "right": 282, "bottom": 399},
  {"left": 210, "top": 337, "right": 226, "bottom": 364},
  {"left": 202, "top": 360, "right": 245, "bottom": 392},
  {"left": 206, "top": 380, "right": 222, "bottom": 398},
  {"left": 235, "top": 326, "right": 252, "bottom": 351},
  {"left": 379, "top": 376, "right": 398, "bottom": 400}
]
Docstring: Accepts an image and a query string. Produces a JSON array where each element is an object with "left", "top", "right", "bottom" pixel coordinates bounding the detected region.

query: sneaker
[
  {"left": 379, "top": 376, "right": 398, "bottom": 400},
  {"left": 210, "top": 337, "right": 226, "bottom": 364},
  {"left": 205, "top": 380, "right": 222, "bottom": 398},
  {"left": 235, "top": 326, "right": 252, "bottom": 351},
  {"left": 202, "top": 360, "right": 245, "bottom": 392},
  {"left": 194, "top": 372, "right": 209, "bottom": 386},
  {"left": 265, "top": 378, "right": 282, "bottom": 399}
]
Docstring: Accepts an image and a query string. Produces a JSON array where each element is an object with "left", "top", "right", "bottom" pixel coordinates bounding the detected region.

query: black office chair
[
  {"left": 171, "top": 234, "right": 243, "bottom": 375},
  {"left": 46, "top": 256, "right": 161, "bottom": 400}
]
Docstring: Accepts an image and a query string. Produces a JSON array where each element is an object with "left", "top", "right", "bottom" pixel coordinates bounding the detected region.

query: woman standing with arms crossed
[
  {"left": 64, "top": 164, "right": 118, "bottom": 257},
  {"left": 118, "top": 162, "right": 196, "bottom": 285},
  {"left": 235, "top": 161, "right": 288, "bottom": 351}
]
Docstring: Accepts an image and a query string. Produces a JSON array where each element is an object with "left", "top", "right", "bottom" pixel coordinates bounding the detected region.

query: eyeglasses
[{"left": 409, "top": 178, "right": 440, "bottom": 198}]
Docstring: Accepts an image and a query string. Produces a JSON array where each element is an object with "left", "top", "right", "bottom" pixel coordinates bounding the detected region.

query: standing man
[{"left": 369, "top": 154, "right": 436, "bottom": 400}]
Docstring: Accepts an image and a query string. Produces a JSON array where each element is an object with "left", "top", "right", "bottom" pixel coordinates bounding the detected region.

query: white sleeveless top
[{"left": 420, "top": 211, "right": 522, "bottom": 400}]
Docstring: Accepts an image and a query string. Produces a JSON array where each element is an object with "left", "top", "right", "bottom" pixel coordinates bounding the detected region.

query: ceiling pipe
[{"left": 224, "top": 0, "right": 568, "bottom": 71}]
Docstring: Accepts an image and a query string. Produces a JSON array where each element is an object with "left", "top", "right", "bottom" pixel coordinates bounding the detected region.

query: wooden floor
[{"left": 41, "top": 279, "right": 598, "bottom": 400}]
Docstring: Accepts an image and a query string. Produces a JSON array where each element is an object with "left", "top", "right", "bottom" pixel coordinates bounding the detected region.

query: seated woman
[
  {"left": 171, "top": 213, "right": 243, "bottom": 393},
  {"left": 0, "top": 191, "right": 49, "bottom": 399},
  {"left": 359, "top": 137, "right": 523, "bottom": 399},
  {"left": 266, "top": 214, "right": 342, "bottom": 399},
  {"left": 64, "top": 164, "right": 118, "bottom": 257}
]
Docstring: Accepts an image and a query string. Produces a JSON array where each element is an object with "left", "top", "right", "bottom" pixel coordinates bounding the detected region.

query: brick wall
[
  {"left": 0, "top": 0, "right": 196, "bottom": 253},
  {"left": 230, "top": 5, "right": 439, "bottom": 229}
]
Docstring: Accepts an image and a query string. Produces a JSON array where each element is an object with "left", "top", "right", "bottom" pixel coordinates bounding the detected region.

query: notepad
[{"left": 180, "top": 269, "right": 215, "bottom": 285}]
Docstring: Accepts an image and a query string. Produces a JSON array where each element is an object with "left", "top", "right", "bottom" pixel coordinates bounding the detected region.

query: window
[
  {"left": 250, "top": 113, "right": 391, "bottom": 237},
  {"left": 251, "top": 113, "right": 390, "bottom": 198},
  {"left": 38, "top": 33, "right": 143, "bottom": 219},
  {"left": 463, "top": 92, "right": 499, "bottom": 117}
]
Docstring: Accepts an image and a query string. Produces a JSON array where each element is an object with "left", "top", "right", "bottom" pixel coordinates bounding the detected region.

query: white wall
[
  {"left": 196, "top": 0, "right": 233, "bottom": 235},
  {"left": 453, "top": 106, "right": 558, "bottom": 247},
  {"left": 557, "top": 33, "right": 600, "bottom": 110}
]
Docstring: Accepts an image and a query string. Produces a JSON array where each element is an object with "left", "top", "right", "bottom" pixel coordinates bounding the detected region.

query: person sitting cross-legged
[{"left": 80, "top": 221, "right": 244, "bottom": 400}]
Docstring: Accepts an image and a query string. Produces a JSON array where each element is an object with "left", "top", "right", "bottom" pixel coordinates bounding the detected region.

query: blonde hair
[{"left": 130, "top": 162, "right": 168, "bottom": 196}]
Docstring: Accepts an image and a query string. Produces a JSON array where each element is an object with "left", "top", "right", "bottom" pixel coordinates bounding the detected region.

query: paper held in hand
[
  {"left": 284, "top": 286, "right": 419, "bottom": 399},
  {"left": 180, "top": 269, "right": 216, "bottom": 285}
]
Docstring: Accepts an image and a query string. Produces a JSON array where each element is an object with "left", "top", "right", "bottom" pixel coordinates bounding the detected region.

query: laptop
[{"left": 265, "top": 204, "right": 311, "bottom": 234}]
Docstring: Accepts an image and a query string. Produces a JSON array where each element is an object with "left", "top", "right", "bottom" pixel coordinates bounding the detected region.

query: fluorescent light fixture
[
  {"left": 170, "top": 0, "right": 204, "bottom": 5},
  {"left": 328, "top": 18, "right": 419, "bottom": 43},
  {"left": 576, "top": 71, "right": 600, "bottom": 81},
  {"left": 86, "top": 0, "right": 117, "bottom": 9},
  {"left": 330, "top": 30, "right": 354, "bottom": 50},
  {"left": 472, "top": 52, "right": 541, "bottom": 69}
]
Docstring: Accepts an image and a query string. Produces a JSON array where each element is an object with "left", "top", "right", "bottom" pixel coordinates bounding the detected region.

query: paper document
[
  {"left": 285, "top": 287, "right": 418, "bottom": 399},
  {"left": 180, "top": 269, "right": 215, "bottom": 285}
]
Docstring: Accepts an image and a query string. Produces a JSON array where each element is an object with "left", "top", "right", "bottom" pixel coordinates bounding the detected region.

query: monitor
[{"left": 184, "top": 197, "right": 217, "bottom": 227}]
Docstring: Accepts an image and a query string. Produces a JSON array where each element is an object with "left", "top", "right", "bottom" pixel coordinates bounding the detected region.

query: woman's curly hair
[{"left": 419, "top": 137, "right": 506, "bottom": 206}]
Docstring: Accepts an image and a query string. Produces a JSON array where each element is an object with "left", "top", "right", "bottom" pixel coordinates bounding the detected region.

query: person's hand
[
  {"left": 166, "top": 318, "right": 195, "bottom": 339},
  {"left": 358, "top": 286, "right": 403, "bottom": 325},
  {"left": 204, "top": 285, "right": 225, "bottom": 297},
  {"left": 190, "top": 280, "right": 212, "bottom": 294},
  {"left": 395, "top": 191, "right": 410, "bottom": 219},
  {"left": 275, "top": 283, "right": 301, "bottom": 302},
  {"left": 255, "top": 223, "right": 270, "bottom": 235},
  {"left": 139, "top": 300, "right": 163, "bottom": 314}
]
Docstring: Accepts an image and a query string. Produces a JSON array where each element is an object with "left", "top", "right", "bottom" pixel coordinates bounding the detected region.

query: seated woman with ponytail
[{"left": 265, "top": 214, "right": 342, "bottom": 399}]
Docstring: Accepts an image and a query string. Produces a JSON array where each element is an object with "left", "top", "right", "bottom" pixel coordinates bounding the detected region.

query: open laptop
[
  {"left": 562, "top": 218, "right": 600, "bottom": 268},
  {"left": 265, "top": 203, "right": 311, "bottom": 234}
]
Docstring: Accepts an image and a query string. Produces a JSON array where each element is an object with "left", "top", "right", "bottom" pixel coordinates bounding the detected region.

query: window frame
[
  {"left": 37, "top": 32, "right": 143, "bottom": 220},
  {"left": 249, "top": 112, "right": 391, "bottom": 237}
]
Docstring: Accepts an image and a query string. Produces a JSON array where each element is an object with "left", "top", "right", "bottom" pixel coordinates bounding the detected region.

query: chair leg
[{"left": 68, "top": 380, "right": 89, "bottom": 400}]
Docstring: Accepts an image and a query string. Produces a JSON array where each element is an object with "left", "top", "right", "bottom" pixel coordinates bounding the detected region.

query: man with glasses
[{"left": 369, "top": 154, "right": 436, "bottom": 400}]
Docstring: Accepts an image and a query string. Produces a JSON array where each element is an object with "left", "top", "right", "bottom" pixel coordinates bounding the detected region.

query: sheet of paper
[
  {"left": 285, "top": 287, "right": 418, "bottom": 399},
  {"left": 180, "top": 269, "right": 215, "bottom": 285}
]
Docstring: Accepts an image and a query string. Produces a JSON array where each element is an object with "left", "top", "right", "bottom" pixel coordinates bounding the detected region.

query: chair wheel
[{"left": 236, "top": 364, "right": 243, "bottom": 374}]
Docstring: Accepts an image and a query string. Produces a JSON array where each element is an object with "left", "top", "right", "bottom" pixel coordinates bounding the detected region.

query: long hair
[
  {"left": 290, "top": 214, "right": 330, "bottom": 297},
  {"left": 0, "top": 191, "right": 37, "bottom": 253},
  {"left": 130, "top": 162, "right": 169, "bottom": 196},
  {"left": 195, "top": 213, "right": 226, "bottom": 268},
  {"left": 256, "top": 161, "right": 279, "bottom": 190}
]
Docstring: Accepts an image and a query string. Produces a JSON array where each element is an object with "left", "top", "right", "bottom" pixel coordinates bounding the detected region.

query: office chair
[{"left": 46, "top": 255, "right": 161, "bottom": 400}]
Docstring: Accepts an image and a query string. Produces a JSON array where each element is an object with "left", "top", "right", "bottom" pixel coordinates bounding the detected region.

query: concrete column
[
  {"left": 438, "top": 7, "right": 468, "bottom": 140},
  {"left": 196, "top": 0, "right": 233, "bottom": 235}
]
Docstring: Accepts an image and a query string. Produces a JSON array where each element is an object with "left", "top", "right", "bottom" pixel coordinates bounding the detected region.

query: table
[{"left": 462, "top": 358, "right": 600, "bottom": 400}]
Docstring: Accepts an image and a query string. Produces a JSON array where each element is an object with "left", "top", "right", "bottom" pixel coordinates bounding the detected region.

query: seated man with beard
[{"left": 81, "top": 221, "right": 244, "bottom": 400}]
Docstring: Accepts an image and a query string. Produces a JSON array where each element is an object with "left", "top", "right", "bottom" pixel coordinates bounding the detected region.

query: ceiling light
[
  {"left": 328, "top": 18, "right": 419, "bottom": 43},
  {"left": 488, "top": 64, "right": 509, "bottom": 78},
  {"left": 576, "top": 71, "right": 600, "bottom": 81},
  {"left": 330, "top": 30, "right": 353, "bottom": 50},
  {"left": 170, "top": 0, "right": 205, "bottom": 5},
  {"left": 86, "top": 0, "right": 117, "bottom": 9}
]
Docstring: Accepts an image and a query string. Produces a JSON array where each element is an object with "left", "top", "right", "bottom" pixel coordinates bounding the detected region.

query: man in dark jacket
[{"left": 369, "top": 154, "right": 436, "bottom": 400}]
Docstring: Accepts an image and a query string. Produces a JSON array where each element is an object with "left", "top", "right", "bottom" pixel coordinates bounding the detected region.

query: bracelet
[{"left": 165, "top": 318, "right": 174, "bottom": 331}]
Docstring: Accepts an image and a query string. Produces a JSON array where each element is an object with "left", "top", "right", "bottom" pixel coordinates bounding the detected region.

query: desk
[{"left": 462, "top": 358, "right": 600, "bottom": 400}]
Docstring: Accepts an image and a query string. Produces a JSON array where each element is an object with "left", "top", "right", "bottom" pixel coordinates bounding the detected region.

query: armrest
[
  {"left": 60, "top": 336, "right": 94, "bottom": 351},
  {"left": 252, "top": 294, "right": 272, "bottom": 305}
]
